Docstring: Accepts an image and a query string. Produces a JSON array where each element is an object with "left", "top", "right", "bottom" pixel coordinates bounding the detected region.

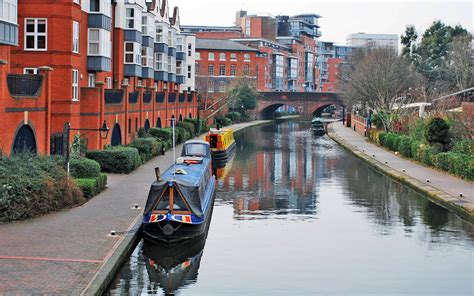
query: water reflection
[{"left": 107, "top": 121, "right": 473, "bottom": 295}]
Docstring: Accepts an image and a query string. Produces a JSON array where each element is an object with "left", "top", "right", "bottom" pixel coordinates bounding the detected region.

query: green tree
[{"left": 226, "top": 77, "right": 258, "bottom": 112}]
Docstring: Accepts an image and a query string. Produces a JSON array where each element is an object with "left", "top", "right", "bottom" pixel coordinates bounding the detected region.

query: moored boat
[
  {"left": 205, "top": 128, "right": 236, "bottom": 163},
  {"left": 142, "top": 140, "right": 216, "bottom": 243},
  {"left": 311, "top": 117, "right": 325, "bottom": 136}
]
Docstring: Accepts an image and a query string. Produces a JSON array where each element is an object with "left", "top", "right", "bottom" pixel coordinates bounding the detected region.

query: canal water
[{"left": 107, "top": 121, "right": 474, "bottom": 295}]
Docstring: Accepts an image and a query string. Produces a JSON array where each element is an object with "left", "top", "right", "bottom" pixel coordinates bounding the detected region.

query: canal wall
[
  {"left": 82, "top": 119, "right": 277, "bottom": 295},
  {"left": 327, "top": 123, "right": 474, "bottom": 223}
]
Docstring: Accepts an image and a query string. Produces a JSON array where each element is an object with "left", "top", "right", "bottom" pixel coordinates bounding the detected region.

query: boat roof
[{"left": 208, "top": 128, "right": 232, "bottom": 135}]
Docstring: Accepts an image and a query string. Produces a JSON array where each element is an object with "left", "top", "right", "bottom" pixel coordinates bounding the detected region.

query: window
[
  {"left": 72, "top": 21, "right": 79, "bottom": 53},
  {"left": 155, "top": 24, "right": 167, "bottom": 43},
  {"left": 168, "top": 56, "right": 175, "bottom": 73},
  {"left": 195, "top": 52, "right": 200, "bottom": 60},
  {"left": 230, "top": 53, "right": 237, "bottom": 61},
  {"left": 208, "top": 64, "right": 214, "bottom": 75},
  {"left": 135, "top": 118, "right": 138, "bottom": 132},
  {"left": 219, "top": 81, "right": 225, "bottom": 92},
  {"left": 126, "top": 8, "right": 135, "bottom": 29},
  {"left": 106, "top": 77, "right": 112, "bottom": 89},
  {"left": 168, "top": 29, "right": 175, "bottom": 48},
  {"left": 88, "top": 73, "right": 95, "bottom": 87},
  {"left": 188, "top": 65, "right": 192, "bottom": 79},
  {"left": 25, "top": 18, "right": 47, "bottom": 50},
  {"left": 128, "top": 118, "right": 132, "bottom": 134},
  {"left": 176, "top": 61, "right": 183, "bottom": 75},
  {"left": 73, "top": 0, "right": 80, "bottom": 5},
  {"left": 1, "top": 0, "right": 17, "bottom": 24},
  {"left": 154, "top": 53, "right": 167, "bottom": 71},
  {"left": 230, "top": 65, "right": 236, "bottom": 76},
  {"left": 176, "top": 36, "right": 184, "bottom": 52},
  {"left": 89, "top": 0, "right": 112, "bottom": 17},
  {"left": 88, "top": 29, "right": 111, "bottom": 57},
  {"left": 244, "top": 65, "right": 250, "bottom": 76},
  {"left": 141, "top": 47, "right": 153, "bottom": 67},
  {"left": 188, "top": 43, "right": 192, "bottom": 57},
  {"left": 124, "top": 42, "right": 141, "bottom": 64},
  {"left": 141, "top": 16, "right": 147, "bottom": 35},
  {"left": 208, "top": 52, "right": 215, "bottom": 60},
  {"left": 244, "top": 54, "right": 250, "bottom": 62},
  {"left": 72, "top": 70, "right": 79, "bottom": 101},
  {"left": 24, "top": 68, "right": 38, "bottom": 74},
  {"left": 219, "top": 64, "right": 226, "bottom": 76},
  {"left": 208, "top": 81, "right": 214, "bottom": 93},
  {"left": 219, "top": 53, "right": 226, "bottom": 61}
]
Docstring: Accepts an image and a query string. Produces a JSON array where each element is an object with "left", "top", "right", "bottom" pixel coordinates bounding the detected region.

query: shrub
[
  {"left": 380, "top": 132, "right": 401, "bottom": 151},
  {"left": 75, "top": 173, "right": 107, "bottom": 199},
  {"left": 70, "top": 157, "right": 101, "bottom": 179},
  {"left": 226, "top": 112, "right": 242, "bottom": 122},
  {"left": 177, "top": 121, "right": 195, "bottom": 135},
  {"left": 0, "top": 154, "right": 84, "bottom": 222},
  {"left": 398, "top": 136, "right": 413, "bottom": 158},
  {"left": 434, "top": 152, "right": 474, "bottom": 180},
  {"left": 368, "top": 129, "right": 382, "bottom": 145},
  {"left": 425, "top": 117, "right": 450, "bottom": 150},
  {"left": 149, "top": 128, "right": 172, "bottom": 142},
  {"left": 128, "top": 138, "right": 162, "bottom": 162},
  {"left": 452, "top": 139, "right": 473, "bottom": 155},
  {"left": 222, "top": 117, "right": 232, "bottom": 126},
  {"left": 137, "top": 127, "right": 149, "bottom": 138},
  {"left": 184, "top": 118, "right": 201, "bottom": 134},
  {"left": 410, "top": 140, "right": 422, "bottom": 161},
  {"left": 86, "top": 147, "right": 142, "bottom": 174},
  {"left": 419, "top": 145, "right": 435, "bottom": 166}
]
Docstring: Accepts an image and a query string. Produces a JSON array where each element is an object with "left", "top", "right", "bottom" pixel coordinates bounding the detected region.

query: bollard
[{"left": 110, "top": 230, "right": 116, "bottom": 236}]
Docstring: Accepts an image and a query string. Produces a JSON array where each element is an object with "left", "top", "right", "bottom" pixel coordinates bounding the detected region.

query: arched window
[
  {"left": 144, "top": 119, "right": 150, "bottom": 132},
  {"left": 13, "top": 124, "right": 37, "bottom": 154},
  {"left": 156, "top": 117, "right": 162, "bottom": 128},
  {"left": 111, "top": 124, "right": 122, "bottom": 146}
]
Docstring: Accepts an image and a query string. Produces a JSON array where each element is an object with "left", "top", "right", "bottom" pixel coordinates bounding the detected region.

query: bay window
[
  {"left": 88, "top": 29, "right": 111, "bottom": 57},
  {"left": 89, "top": 0, "right": 112, "bottom": 17},
  {"left": 155, "top": 23, "right": 168, "bottom": 43},
  {"left": 141, "top": 47, "right": 153, "bottom": 67},
  {"left": 125, "top": 7, "right": 141, "bottom": 30},
  {"left": 154, "top": 53, "right": 167, "bottom": 71},
  {"left": 0, "top": 0, "right": 17, "bottom": 24},
  {"left": 124, "top": 42, "right": 141, "bottom": 64}
]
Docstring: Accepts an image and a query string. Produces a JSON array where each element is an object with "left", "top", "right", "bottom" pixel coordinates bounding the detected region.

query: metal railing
[
  {"left": 128, "top": 91, "right": 139, "bottom": 104},
  {"left": 143, "top": 91, "right": 152, "bottom": 104},
  {"left": 156, "top": 92, "right": 165, "bottom": 103},
  {"left": 7, "top": 74, "right": 43, "bottom": 97},
  {"left": 179, "top": 93, "right": 185, "bottom": 102}
]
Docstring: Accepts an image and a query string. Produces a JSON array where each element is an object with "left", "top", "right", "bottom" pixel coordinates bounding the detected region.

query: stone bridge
[{"left": 257, "top": 91, "right": 343, "bottom": 120}]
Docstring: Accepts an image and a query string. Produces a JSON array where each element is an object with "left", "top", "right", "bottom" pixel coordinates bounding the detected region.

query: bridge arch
[{"left": 257, "top": 91, "right": 344, "bottom": 120}]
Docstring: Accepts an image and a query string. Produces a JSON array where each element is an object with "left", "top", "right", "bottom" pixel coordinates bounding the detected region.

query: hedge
[
  {"left": 128, "top": 138, "right": 163, "bottom": 162},
  {"left": 398, "top": 136, "right": 413, "bottom": 158},
  {"left": 149, "top": 128, "right": 172, "bottom": 142},
  {"left": 379, "top": 132, "right": 402, "bottom": 151},
  {"left": 177, "top": 121, "right": 195, "bottom": 135},
  {"left": 452, "top": 139, "right": 473, "bottom": 155},
  {"left": 226, "top": 112, "right": 241, "bottom": 123},
  {"left": 74, "top": 173, "right": 107, "bottom": 199},
  {"left": 86, "top": 147, "right": 142, "bottom": 174},
  {"left": 434, "top": 152, "right": 474, "bottom": 180},
  {"left": 70, "top": 157, "right": 101, "bottom": 178},
  {"left": 0, "top": 154, "right": 84, "bottom": 222}
]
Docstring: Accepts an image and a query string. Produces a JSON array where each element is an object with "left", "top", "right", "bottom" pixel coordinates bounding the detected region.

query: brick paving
[
  {"left": 329, "top": 122, "right": 474, "bottom": 214},
  {"left": 0, "top": 120, "right": 270, "bottom": 295}
]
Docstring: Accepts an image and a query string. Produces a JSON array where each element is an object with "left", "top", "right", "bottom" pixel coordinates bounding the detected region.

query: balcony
[
  {"left": 128, "top": 91, "right": 139, "bottom": 104},
  {"left": 7, "top": 74, "right": 43, "bottom": 98},
  {"left": 168, "top": 93, "right": 176, "bottom": 103},
  {"left": 143, "top": 91, "right": 152, "bottom": 104},
  {"left": 156, "top": 92, "right": 165, "bottom": 103},
  {"left": 179, "top": 93, "right": 185, "bottom": 102},
  {"left": 176, "top": 52, "right": 186, "bottom": 61},
  {"left": 188, "top": 94, "right": 194, "bottom": 102},
  {"left": 104, "top": 89, "right": 124, "bottom": 104}
]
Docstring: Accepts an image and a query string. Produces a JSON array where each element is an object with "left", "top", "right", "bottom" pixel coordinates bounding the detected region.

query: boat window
[
  {"left": 155, "top": 193, "right": 170, "bottom": 210},
  {"left": 184, "top": 144, "right": 207, "bottom": 157},
  {"left": 173, "top": 194, "right": 189, "bottom": 211},
  {"left": 209, "top": 135, "right": 218, "bottom": 148}
]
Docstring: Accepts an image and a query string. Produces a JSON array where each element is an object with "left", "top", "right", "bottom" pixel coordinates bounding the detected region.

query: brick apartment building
[
  {"left": 182, "top": 11, "right": 322, "bottom": 104},
  {"left": 317, "top": 41, "right": 355, "bottom": 92},
  {"left": 0, "top": 0, "right": 197, "bottom": 156}
]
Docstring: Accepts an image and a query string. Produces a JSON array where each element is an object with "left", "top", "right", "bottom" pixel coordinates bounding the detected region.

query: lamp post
[{"left": 64, "top": 120, "right": 110, "bottom": 175}]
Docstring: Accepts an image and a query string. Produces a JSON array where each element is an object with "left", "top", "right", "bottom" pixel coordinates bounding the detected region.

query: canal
[{"left": 107, "top": 121, "right": 474, "bottom": 295}]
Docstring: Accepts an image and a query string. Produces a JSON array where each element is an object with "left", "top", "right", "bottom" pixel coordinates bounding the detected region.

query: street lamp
[{"left": 64, "top": 120, "right": 110, "bottom": 175}]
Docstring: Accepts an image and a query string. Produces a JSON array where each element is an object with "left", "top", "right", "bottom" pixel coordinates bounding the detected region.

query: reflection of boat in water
[
  {"left": 143, "top": 234, "right": 208, "bottom": 295},
  {"left": 142, "top": 140, "right": 216, "bottom": 243},
  {"left": 311, "top": 117, "right": 325, "bottom": 136},
  {"left": 205, "top": 128, "right": 236, "bottom": 162},
  {"left": 213, "top": 152, "right": 235, "bottom": 180}
]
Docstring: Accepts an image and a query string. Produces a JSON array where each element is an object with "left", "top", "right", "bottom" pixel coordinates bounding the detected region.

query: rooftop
[{"left": 196, "top": 38, "right": 259, "bottom": 52}]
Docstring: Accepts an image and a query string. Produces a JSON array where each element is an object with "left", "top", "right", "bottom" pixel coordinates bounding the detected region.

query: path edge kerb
[
  {"left": 327, "top": 126, "right": 474, "bottom": 223},
  {"left": 81, "top": 119, "right": 278, "bottom": 296}
]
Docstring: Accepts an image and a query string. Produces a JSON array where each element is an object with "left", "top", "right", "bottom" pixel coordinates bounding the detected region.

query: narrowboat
[
  {"left": 205, "top": 128, "right": 236, "bottom": 163},
  {"left": 142, "top": 140, "right": 216, "bottom": 243},
  {"left": 311, "top": 117, "right": 325, "bottom": 136}
]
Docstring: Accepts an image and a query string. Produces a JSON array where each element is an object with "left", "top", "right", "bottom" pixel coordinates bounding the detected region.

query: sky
[{"left": 175, "top": 0, "right": 473, "bottom": 46}]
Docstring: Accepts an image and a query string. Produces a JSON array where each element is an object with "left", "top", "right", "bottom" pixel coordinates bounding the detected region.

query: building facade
[
  {"left": 346, "top": 32, "right": 398, "bottom": 54},
  {"left": 317, "top": 41, "right": 355, "bottom": 92},
  {"left": 0, "top": 0, "right": 197, "bottom": 156}
]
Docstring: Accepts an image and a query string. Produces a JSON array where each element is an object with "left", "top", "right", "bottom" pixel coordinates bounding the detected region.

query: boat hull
[{"left": 211, "top": 140, "right": 236, "bottom": 162}]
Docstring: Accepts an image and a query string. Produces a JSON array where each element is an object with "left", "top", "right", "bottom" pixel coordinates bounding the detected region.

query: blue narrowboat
[{"left": 142, "top": 140, "right": 216, "bottom": 243}]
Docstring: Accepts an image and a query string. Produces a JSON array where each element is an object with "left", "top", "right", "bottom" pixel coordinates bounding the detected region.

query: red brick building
[{"left": 0, "top": 0, "right": 197, "bottom": 156}]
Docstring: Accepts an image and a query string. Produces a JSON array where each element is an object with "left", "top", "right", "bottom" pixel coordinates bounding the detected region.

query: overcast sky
[{"left": 175, "top": 0, "right": 473, "bottom": 46}]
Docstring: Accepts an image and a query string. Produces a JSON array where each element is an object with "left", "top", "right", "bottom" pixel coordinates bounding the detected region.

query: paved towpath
[
  {"left": 328, "top": 122, "right": 473, "bottom": 219},
  {"left": 0, "top": 120, "right": 272, "bottom": 295}
]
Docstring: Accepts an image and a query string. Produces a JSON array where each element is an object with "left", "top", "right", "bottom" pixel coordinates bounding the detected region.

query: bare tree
[
  {"left": 446, "top": 35, "right": 474, "bottom": 90},
  {"left": 339, "top": 47, "right": 416, "bottom": 131},
  {"left": 195, "top": 75, "right": 212, "bottom": 110}
]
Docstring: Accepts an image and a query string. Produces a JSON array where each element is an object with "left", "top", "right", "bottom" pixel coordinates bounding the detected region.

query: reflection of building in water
[{"left": 218, "top": 122, "right": 340, "bottom": 218}]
